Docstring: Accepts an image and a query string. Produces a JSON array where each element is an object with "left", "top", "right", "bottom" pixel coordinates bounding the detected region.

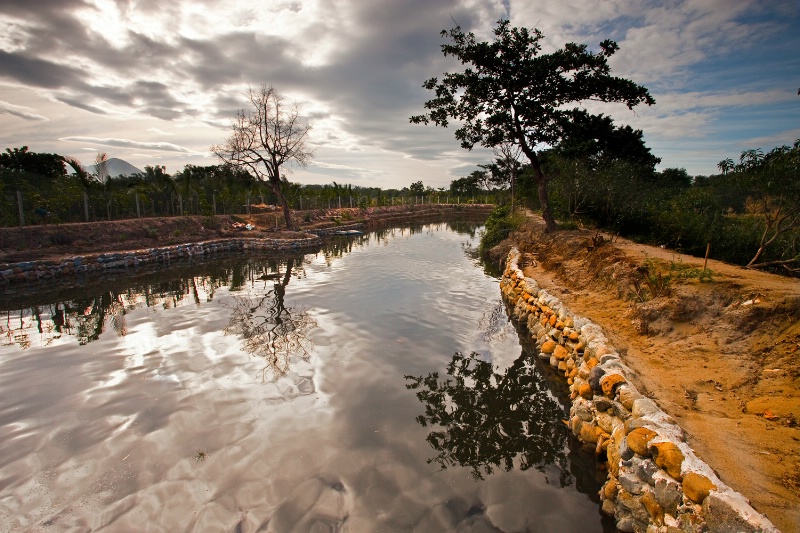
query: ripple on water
[{"left": 0, "top": 223, "right": 609, "bottom": 532}]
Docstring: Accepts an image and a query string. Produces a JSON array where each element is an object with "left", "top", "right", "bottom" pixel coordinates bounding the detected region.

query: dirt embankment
[
  {"left": 0, "top": 205, "right": 492, "bottom": 264},
  {"left": 492, "top": 215, "right": 800, "bottom": 532}
]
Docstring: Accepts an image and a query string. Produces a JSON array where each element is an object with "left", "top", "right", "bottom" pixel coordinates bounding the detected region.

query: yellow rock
[
  {"left": 549, "top": 314, "right": 557, "bottom": 327},
  {"left": 603, "top": 478, "right": 619, "bottom": 501},
  {"left": 555, "top": 320, "right": 565, "bottom": 330},
  {"left": 541, "top": 305, "right": 553, "bottom": 317},
  {"left": 579, "top": 383, "right": 593, "bottom": 400},
  {"left": 571, "top": 416, "right": 582, "bottom": 434},
  {"left": 579, "top": 423, "right": 600, "bottom": 444},
  {"left": 568, "top": 367, "right": 578, "bottom": 379},
  {"left": 650, "top": 442, "right": 685, "bottom": 480},
  {"left": 564, "top": 317, "right": 575, "bottom": 328},
  {"left": 541, "top": 340, "right": 557, "bottom": 354},
  {"left": 682, "top": 472, "right": 716, "bottom": 504},
  {"left": 627, "top": 427, "right": 657, "bottom": 456},
  {"left": 586, "top": 357, "right": 599, "bottom": 369},
  {"left": 601, "top": 374, "right": 626, "bottom": 398},
  {"left": 569, "top": 331, "right": 580, "bottom": 342},
  {"left": 596, "top": 345, "right": 611, "bottom": 358},
  {"left": 554, "top": 345, "right": 569, "bottom": 360},
  {"left": 641, "top": 491, "right": 664, "bottom": 525}
]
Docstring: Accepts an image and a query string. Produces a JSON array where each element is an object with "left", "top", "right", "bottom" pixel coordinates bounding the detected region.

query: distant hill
[{"left": 83, "top": 158, "right": 144, "bottom": 178}]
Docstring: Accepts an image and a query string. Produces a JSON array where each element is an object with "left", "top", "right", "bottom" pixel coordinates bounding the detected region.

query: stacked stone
[
  {"left": 0, "top": 236, "right": 322, "bottom": 286},
  {"left": 306, "top": 223, "right": 366, "bottom": 236},
  {"left": 500, "top": 247, "right": 779, "bottom": 533}
]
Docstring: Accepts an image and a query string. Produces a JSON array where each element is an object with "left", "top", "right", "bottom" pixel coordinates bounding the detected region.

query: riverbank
[
  {"left": 491, "top": 214, "right": 800, "bottom": 533},
  {"left": 0, "top": 204, "right": 491, "bottom": 264}
]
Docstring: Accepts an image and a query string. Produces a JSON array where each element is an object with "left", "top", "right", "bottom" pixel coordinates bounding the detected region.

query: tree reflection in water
[
  {"left": 224, "top": 259, "right": 317, "bottom": 380},
  {"left": 406, "top": 351, "right": 572, "bottom": 483}
]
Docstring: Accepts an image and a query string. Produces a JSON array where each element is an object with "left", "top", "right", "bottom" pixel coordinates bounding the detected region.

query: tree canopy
[{"left": 411, "top": 19, "right": 655, "bottom": 231}]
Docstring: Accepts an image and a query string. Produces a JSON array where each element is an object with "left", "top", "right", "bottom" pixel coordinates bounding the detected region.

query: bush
[{"left": 479, "top": 206, "right": 523, "bottom": 256}]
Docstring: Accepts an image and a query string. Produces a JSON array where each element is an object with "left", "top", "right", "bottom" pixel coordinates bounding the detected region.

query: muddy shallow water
[{"left": 0, "top": 222, "right": 612, "bottom": 532}]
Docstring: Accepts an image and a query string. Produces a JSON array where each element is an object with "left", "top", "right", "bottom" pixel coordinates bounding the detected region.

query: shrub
[{"left": 478, "top": 206, "right": 523, "bottom": 256}]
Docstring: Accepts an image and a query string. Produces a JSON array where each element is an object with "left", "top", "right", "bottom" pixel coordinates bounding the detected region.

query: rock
[
  {"left": 586, "top": 356, "right": 599, "bottom": 369},
  {"left": 589, "top": 366, "right": 606, "bottom": 393},
  {"left": 682, "top": 472, "right": 716, "bottom": 504},
  {"left": 571, "top": 416, "right": 583, "bottom": 435},
  {"left": 540, "top": 340, "right": 556, "bottom": 354},
  {"left": 568, "top": 331, "right": 580, "bottom": 342},
  {"left": 579, "top": 383, "right": 593, "bottom": 400},
  {"left": 601, "top": 374, "right": 627, "bottom": 398},
  {"left": 617, "top": 385, "right": 643, "bottom": 411},
  {"left": 594, "top": 397, "right": 613, "bottom": 412},
  {"left": 636, "top": 459, "right": 659, "bottom": 485},
  {"left": 619, "top": 472, "right": 644, "bottom": 495},
  {"left": 650, "top": 442, "right": 684, "bottom": 480},
  {"left": 554, "top": 344, "right": 569, "bottom": 360},
  {"left": 597, "top": 412, "right": 617, "bottom": 434},
  {"left": 579, "top": 423, "right": 600, "bottom": 444},
  {"left": 601, "top": 498, "right": 616, "bottom": 516},
  {"left": 617, "top": 489, "right": 650, "bottom": 523},
  {"left": 654, "top": 472, "right": 682, "bottom": 516},
  {"left": 574, "top": 398, "right": 594, "bottom": 421},
  {"left": 619, "top": 437, "right": 634, "bottom": 461},
  {"left": 604, "top": 478, "right": 620, "bottom": 501},
  {"left": 615, "top": 515, "right": 636, "bottom": 533},
  {"left": 641, "top": 490, "right": 664, "bottom": 525},
  {"left": 627, "top": 427, "right": 658, "bottom": 456}
]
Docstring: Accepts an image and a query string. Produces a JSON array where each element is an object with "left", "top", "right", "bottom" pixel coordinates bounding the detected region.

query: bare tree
[{"left": 212, "top": 85, "right": 313, "bottom": 229}]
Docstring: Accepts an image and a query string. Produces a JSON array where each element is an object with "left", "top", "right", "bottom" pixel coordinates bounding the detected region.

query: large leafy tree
[
  {"left": 213, "top": 85, "right": 313, "bottom": 229},
  {"left": 411, "top": 20, "right": 655, "bottom": 231}
]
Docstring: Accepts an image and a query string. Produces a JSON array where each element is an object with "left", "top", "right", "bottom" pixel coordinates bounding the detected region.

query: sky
[{"left": 0, "top": 0, "right": 798, "bottom": 189}]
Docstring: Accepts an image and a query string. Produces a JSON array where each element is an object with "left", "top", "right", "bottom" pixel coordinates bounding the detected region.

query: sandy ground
[{"left": 495, "top": 214, "right": 800, "bottom": 533}]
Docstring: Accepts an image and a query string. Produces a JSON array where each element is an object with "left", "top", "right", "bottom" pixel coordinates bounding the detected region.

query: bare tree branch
[{"left": 212, "top": 85, "right": 313, "bottom": 229}]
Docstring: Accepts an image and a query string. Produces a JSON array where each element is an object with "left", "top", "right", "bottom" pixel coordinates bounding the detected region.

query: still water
[{"left": 0, "top": 222, "right": 611, "bottom": 532}]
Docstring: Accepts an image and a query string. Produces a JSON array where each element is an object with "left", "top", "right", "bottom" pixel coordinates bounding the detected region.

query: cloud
[
  {"left": 59, "top": 136, "right": 205, "bottom": 155},
  {"left": 0, "top": 99, "right": 48, "bottom": 121}
]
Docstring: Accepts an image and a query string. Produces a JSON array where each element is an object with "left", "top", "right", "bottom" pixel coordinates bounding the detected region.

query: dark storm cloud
[
  {"left": 0, "top": 51, "right": 85, "bottom": 89},
  {"left": 0, "top": 0, "right": 496, "bottom": 166}
]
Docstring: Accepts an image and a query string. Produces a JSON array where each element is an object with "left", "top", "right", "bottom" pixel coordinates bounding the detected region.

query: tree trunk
[
  {"left": 528, "top": 154, "right": 557, "bottom": 232},
  {"left": 269, "top": 178, "right": 293, "bottom": 230},
  {"left": 513, "top": 110, "right": 556, "bottom": 231}
]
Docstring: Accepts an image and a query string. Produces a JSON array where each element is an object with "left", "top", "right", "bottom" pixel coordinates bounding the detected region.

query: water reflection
[
  {"left": 224, "top": 258, "right": 317, "bottom": 379},
  {"left": 406, "top": 351, "right": 572, "bottom": 483},
  {"left": 0, "top": 221, "right": 612, "bottom": 532}
]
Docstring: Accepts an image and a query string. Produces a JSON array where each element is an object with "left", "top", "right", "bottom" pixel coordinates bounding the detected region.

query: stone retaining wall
[
  {"left": 500, "top": 247, "right": 779, "bottom": 533},
  {"left": 0, "top": 235, "right": 322, "bottom": 286}
]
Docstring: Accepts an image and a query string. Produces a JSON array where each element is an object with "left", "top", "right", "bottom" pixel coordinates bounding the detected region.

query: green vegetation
[
  {"left": 408, "top": 18, "right": 798, "bottom": 276},
  {"left": 1, "top": 148, "right": 501, "bottom": 228},
  {"left": 478, "top": 206, "right": 523, "bottom": 256},
  {"left": 411, "top": 19, "right": 654, "bottom": 232}
]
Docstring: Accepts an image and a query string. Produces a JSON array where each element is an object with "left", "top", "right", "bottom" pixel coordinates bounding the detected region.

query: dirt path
[{"left": 497, "top": 215, "right": 800, "bottom": 532}]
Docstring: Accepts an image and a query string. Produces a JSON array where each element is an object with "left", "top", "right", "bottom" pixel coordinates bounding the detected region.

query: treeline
[
  {"left": 509, "top": 140, "right": 800, "bottom": 273},
  {"left": 0, "top": 147, "right": 500, "bottom": 227}
]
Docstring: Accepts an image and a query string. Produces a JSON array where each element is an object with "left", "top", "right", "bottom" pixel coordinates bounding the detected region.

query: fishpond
[{"left": 0, "top": 222, "right": 613, "bottom": 532}]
